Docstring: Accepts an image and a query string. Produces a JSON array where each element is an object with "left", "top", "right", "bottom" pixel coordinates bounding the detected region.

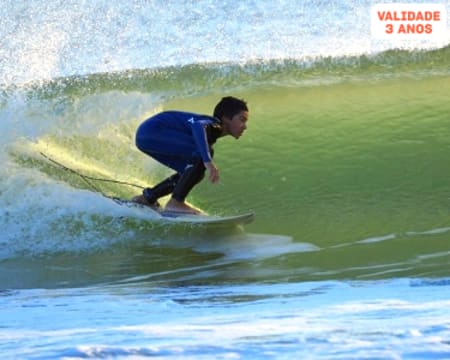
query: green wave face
[{"left": 1, "top": 47, "right": 449, "bottom": 280}]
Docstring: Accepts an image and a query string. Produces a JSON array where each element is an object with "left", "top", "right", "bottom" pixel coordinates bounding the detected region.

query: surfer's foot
[
  {"left": 164, "top": 198, "right": 203, "bottom": 215},
  {"left": 131, "top": 195, "right": 161, "bottom": 210}
]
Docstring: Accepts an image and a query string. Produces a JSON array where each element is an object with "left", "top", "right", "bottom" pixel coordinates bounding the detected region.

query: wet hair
[{"left": 213, "top": 96, "right": 248, "bottom": 120}]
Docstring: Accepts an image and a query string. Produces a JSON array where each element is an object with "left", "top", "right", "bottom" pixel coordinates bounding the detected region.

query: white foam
[
  {"left": 2, "top": 0, "right": 448, "bottom": 86},
  {"left": 407, "top": 227, "right": 450, "bottom": 236},
  {"left": 0, "top": 166, "right": 159, "bottom": 259},
  {"left": 191, "top": 233, "right": 319, "bottom": 261},
  {"left": 357, "top": 233, "right": 397, "bottom": 244}
]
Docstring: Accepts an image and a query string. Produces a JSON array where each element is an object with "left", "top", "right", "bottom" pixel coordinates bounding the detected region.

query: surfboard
[{"left": 114, "top": 198, "right": 254, "bottom": 227}]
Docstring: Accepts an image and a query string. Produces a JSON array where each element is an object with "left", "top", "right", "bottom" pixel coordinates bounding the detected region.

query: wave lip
[{"left": 1, "top": 0, "right": 449, "bottom": 86}]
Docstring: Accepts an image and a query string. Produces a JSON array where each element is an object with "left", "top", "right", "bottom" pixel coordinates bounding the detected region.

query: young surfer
[{"left": 132, "top": 96, "right": 249, "bottom": 214}]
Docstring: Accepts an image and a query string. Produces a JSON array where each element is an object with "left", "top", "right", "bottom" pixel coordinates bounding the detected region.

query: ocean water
[{"left": 1, "top": 0, "right": 450, "bottom": 359}]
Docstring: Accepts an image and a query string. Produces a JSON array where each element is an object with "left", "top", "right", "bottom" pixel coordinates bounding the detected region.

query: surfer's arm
[
  {"left": 189, "top": 119, "right": 213, "bottom": 163},
  {"left": 204, "top": 161, "right": 219, "bottom": 183},
  {"left": 189, "top": 119, "right": 220, "bottom": 183}
]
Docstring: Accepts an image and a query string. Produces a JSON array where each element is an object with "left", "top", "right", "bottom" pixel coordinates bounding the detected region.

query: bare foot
[{"left": 164, "top": 198, "right": 203, "bottom": 215}]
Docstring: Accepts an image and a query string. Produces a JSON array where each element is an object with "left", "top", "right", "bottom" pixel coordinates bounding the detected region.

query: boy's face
[{"left": 225, "top": 110, "right": 249, "bottom": 139}]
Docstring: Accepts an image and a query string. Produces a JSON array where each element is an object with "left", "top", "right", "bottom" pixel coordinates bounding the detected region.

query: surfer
[{"left": 132, "top": 96, "right": 249, "bottom": 214}]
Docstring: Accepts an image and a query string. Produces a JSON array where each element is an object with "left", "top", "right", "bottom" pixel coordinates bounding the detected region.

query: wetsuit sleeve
[{"left": 189, "top": 118, "right": 213, "bottom": 163}]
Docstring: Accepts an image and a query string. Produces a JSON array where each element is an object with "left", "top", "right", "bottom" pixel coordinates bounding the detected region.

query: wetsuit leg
[
  {"left": 142, "top": 173, "right": 180, "bottom": 203},
  {"left": 172, "top": 159, "right": 206, "bottom": 202}
]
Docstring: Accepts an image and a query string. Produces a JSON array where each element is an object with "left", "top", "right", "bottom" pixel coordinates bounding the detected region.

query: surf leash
[{"left": 39, "top": 152, "right": 145, "bottom": 201}]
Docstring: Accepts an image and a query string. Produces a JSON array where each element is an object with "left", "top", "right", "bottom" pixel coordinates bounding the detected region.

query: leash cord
[{"left": 39, "top": 152, "right": 145, "bottom": 196}]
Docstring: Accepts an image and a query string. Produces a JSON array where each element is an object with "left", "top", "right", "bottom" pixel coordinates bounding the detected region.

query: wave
[
  {"left": 3, "top": 0, "right": 449, "bottom": 87},
  {"left": 2, "top": 45, "right": 449, "bottom": 96},
  {"left": 1, "top": 43, "right": 449, "bottom": 286}
]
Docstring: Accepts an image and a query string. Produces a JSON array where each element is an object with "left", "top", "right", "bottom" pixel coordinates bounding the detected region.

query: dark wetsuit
[{"left": 135, "top": 111, "right": 223, "bottom": 203}]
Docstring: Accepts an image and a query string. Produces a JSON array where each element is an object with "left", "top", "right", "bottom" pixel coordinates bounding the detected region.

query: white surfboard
[{"left": 114, "top": 198, "right": 254, "bottom": 227}]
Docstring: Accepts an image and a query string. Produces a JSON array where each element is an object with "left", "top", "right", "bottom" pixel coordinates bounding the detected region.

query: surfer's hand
[{"left": 205, "top": 162, "right": 220, "bottom": 183}]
